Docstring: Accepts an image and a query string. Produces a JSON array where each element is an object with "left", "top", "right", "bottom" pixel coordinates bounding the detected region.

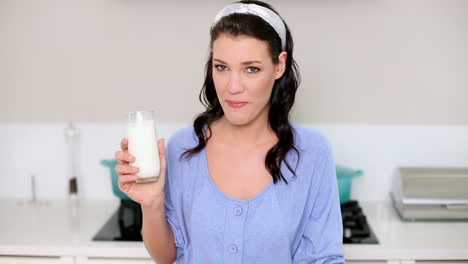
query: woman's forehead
[{"left": 212, "top": 33, "right": 271, "bottom": 64}]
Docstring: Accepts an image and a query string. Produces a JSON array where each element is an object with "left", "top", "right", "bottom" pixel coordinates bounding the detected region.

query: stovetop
[
  {"left": 341, "top": 200, "right": 379, "bottom": 244},
  {"left": 93, "top": 199, "right": 378, "bottom": 244},
  {"left": 93, "top": 199, "right": 142, "bottom": 241}
]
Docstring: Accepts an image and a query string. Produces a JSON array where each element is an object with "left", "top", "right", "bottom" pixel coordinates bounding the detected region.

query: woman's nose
[{"left": 227, "top": 72, "right": 244, "bottom": 94}]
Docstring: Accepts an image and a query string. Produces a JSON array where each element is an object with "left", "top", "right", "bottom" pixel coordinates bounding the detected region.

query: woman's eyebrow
[{"left": 213, "top": 58, "right": 263, "bottom": 65}]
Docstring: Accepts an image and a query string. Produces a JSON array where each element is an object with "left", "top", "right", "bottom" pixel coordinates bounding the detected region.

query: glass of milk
[{"left": 127, "top": 110, "right": 161, "bottom": 183}]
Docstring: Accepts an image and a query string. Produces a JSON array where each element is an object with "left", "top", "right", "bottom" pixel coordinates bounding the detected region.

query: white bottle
[{"left": 127, "top": 111, "right": 160, "bottom": 183}]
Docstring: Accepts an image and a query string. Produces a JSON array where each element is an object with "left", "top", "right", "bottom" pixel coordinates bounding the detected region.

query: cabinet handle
[{"left": 444, "top": 204, "right": 468, "bottom": 210}]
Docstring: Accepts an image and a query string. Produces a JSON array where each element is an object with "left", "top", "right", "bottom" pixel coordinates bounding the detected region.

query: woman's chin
[{"left": 223, "top": 114, "right": 251, "bottom": 127}]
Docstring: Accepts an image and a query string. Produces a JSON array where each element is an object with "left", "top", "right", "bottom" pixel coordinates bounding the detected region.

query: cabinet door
[
  {"left": 84, "top": 257, "right": 156, "bottom": 264},
  {"left": 346, "top": 261, "right": 399, "bottom": 264},
  {"left": 0, "top": 256, "right": 73, "bottom": 264},
  {"left": 415, "top": 261, "right": 468, "bottom": 264}
]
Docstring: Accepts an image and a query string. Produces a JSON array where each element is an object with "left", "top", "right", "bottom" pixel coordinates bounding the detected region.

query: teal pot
[
  {"left": 336, "top": 165, "right": 363, "bottom": 204},
  {"left": 100, "top": 159, "right": 132, "bottom": 201}
]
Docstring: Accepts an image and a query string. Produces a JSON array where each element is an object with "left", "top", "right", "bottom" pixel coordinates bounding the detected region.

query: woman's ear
[{"left": 275, "top": 51, "right": 287, "bottom": 80}]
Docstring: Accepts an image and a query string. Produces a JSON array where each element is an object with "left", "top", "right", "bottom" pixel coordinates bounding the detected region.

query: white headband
[{"left": 213, "top": 3, "right": 287, "bottom": 51}]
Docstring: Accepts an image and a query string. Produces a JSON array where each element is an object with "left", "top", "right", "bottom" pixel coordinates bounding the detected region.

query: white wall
[
  {"left": 1, "top": 0, "right": 467, "bottom": 124},
  {"left": 2, "top": 123, "right": 467, "bottom": 202}
]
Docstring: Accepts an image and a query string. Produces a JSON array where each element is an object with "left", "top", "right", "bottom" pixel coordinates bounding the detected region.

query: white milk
[{"left": 128, "top": 120, "right": 160, "bottom": 182}]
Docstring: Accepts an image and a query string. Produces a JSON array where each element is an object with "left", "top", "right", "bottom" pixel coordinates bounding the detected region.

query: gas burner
[{"left": 341, "top": 200, "right": 379, "bottom": 244}]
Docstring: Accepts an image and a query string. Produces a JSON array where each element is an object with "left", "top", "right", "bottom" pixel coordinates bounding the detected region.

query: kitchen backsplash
[{"left": 1, "top": 123, "right": 467, "bottom": 201}]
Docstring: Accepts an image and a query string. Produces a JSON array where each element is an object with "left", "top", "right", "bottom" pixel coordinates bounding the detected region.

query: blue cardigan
[{"left": 162, "top": 124, "right": 344, "bottom": 264}]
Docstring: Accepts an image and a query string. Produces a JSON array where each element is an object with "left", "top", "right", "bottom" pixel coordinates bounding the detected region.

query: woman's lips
[{"left": 226, "top": 100, "right": 248, "bottom": 109}]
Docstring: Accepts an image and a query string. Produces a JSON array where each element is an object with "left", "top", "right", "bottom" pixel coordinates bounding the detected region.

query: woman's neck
[{"left": 211, "top": 112, "right": 277, "bottom": 149}]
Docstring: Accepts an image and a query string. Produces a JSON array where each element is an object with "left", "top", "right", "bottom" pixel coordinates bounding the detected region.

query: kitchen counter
[
  {"left": 0, "top": 199, "right": 149, "bottom": 259},
  {"left": 1, "top": 199, "right": 467, "bottom": 262},
  {"left": 344, "top": 201, "right": 468, "bottom": 261}
]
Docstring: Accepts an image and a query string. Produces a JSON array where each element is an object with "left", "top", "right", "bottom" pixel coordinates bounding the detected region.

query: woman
[{"left": 115, "top": 1, "right": 344, "bottom": 263}]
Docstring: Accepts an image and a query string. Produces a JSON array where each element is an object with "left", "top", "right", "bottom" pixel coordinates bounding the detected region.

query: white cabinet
[
  {"left": 346, "top": 261, "right": 390, "bottom": 264},
  {"left": 75, "top": 256, "right": 155, "bottom": 264},
  {"left": 0, "top": 256, "right": 73, "bottom": 264},
  {"left": 0, "top": 255, "right": 156, "bottom": 264},
  {"left": 415, "top": 261, "right": 468, "bottom": 264},
  {"left": 346, "top": 260, "right": 468, "bottom": 264},
  {"left": 346, "top": 260, "right": 399, "bottom": 264}
]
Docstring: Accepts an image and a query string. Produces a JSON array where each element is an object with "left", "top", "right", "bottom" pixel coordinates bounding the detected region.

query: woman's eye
[
  {"left": 215, "top": 65, "right": 227, "bottom": 71},
  {"left": 246, "top": 67, "right": 260, "bottom": 73}
]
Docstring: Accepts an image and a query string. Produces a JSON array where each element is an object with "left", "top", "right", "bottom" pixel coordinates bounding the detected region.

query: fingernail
[{"left": 132, "top": 167, "right": 138, "bottom": 172}]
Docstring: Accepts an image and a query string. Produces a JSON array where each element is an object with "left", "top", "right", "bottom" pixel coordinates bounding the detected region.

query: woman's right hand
[{"left": 114, "top": 138, "right": 167, "bottom": 208}]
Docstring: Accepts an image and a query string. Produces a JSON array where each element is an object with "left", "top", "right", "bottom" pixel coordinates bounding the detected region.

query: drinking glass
[{"left": 127, "top": 110, "right": 160, "bottom": 183}]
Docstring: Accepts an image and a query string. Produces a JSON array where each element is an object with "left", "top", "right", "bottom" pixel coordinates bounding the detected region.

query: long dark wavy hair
[{"left": 181, "top": 0, "right": 301, "bottom": 184}]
